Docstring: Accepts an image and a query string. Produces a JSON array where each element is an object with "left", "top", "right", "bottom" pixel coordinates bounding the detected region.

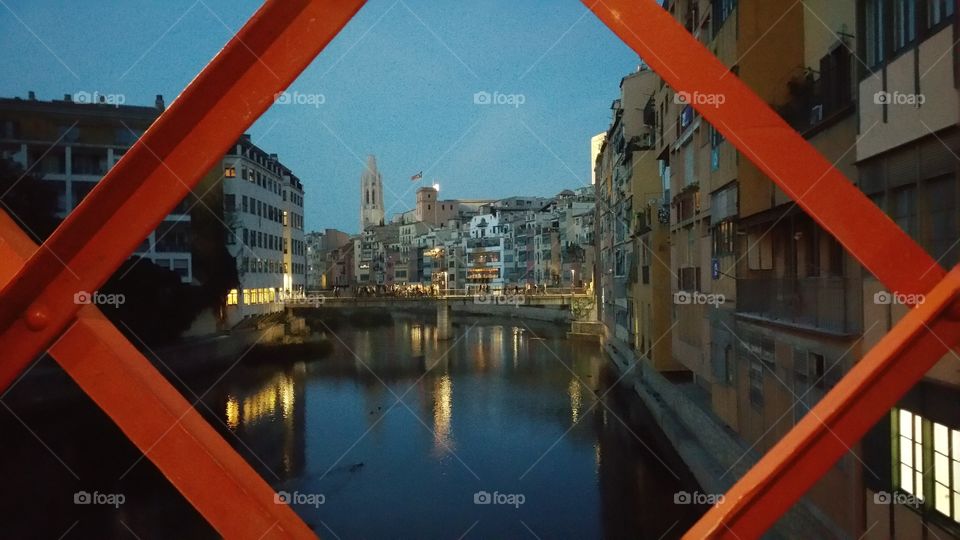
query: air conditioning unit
[{"left": 809, "top": 104, "right": 824, "bottom": 125}]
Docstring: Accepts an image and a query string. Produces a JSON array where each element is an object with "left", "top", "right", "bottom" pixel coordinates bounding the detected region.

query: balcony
[
  {"left": 777, "top": 46, "right": 853, "bottom": 137},
  {"left": 466, "top": 237, "right": 501, "bottom": 249},
  {"left": 737, "top": 277, "right": 859, "bottom": 335}
]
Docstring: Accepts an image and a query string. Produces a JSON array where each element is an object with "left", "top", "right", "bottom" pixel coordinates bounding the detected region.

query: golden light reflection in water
[
  {"left": 569, "top": 378, "right": 583, "bottom": 424},
  {"left": 226, "top": 396, "right": 240, "bottom": 429},
  {"left": 512, "top": 327, "right": 522, "bottom": 365},
  {"left": 410, "top": 324, "right": 423, "bottom": 357},
  {"left": 225, "top": 374, "right": 296, "bottom": 429},
  {"left": 433, "top": 374, "right": 454, "bottom": 454},
  {"left": 489, "top": 326, "right": 504, "bottom": 369}
]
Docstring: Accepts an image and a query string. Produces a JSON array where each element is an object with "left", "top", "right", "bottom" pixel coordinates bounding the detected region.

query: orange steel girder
[
  {"left": 583, "top": 1, "right": 959, "bottom": 538},
  {"left": 0, "top": 0, "right": 364, "bottom": 538}
]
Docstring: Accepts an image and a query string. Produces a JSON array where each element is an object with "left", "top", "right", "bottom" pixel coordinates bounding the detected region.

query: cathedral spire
[{"left": 360, "top": 154, "right": 385, "bottom": 231}]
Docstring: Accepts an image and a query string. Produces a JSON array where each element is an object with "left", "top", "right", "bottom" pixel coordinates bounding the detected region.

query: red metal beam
[
  {"left": 0, "top": 210, "right": 316, "bottom": 539},
  {"left": 0, "top": 0, "right": 366, "bottom": 390},
  {"left": 584, "top": 0, "right": 946, "bottom": 298}
]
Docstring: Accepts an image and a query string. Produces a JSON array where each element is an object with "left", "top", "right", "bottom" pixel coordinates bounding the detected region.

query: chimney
[
  {"left": 241, "top": 133, "right": 252, "bottom": 142},
  {"left": 155, "top": 94, "right": 165, "bottom": 112},
  {"left": 269, "top": 153, "right": 278, "bottom": 161},
  {"left": 64, "top": 94, "right": 72, "bottom": 102},
  {"left": 27, "top": 91, "right": 36, "bottom": 100}
]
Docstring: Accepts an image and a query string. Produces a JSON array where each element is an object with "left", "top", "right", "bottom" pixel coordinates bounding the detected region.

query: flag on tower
[{"left": 410, "top": 171, "right": 423, "bottom": 181}]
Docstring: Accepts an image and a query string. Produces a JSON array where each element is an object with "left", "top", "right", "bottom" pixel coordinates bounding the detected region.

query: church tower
[{"left": 360, "top": 154, "right": 385, "bottom": 231}]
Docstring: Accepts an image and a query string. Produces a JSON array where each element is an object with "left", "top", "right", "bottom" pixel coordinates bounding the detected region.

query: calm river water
[{"left": 0, "top": 314, "right": 705, "bottom": 539}]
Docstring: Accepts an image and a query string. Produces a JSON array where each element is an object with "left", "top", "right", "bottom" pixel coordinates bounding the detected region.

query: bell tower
[{"left": 360, "top": 154, "right": 385, "bottom": 231}]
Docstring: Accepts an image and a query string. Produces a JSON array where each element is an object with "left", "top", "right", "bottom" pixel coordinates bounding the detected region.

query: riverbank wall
[{"left": 601, "top": 333, "right": 849, "bottom": 540}]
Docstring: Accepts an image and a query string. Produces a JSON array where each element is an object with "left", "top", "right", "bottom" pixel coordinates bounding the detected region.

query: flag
[{"left": 410, "top": 171, "right": 423, "bottom": 181}]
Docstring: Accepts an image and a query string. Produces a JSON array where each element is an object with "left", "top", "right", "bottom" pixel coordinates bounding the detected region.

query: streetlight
[{"left": 571, "top": 269, "right": 576, "bottom": 293}]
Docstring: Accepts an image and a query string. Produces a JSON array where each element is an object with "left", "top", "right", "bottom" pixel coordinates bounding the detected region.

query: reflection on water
[
  {"left": 0, "top": 314, "right": 705, "bottom": 539},
  {"left": 433, "top": 374, "right": 454, "bottom": 455},
  {"left": 570, "top": 377, "right": 583, "bottom": 424},
  {"left": 203, "top": 314, "right": 704, "bottom": 539}
]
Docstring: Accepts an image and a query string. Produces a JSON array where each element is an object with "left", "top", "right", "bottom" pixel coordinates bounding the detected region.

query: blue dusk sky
[{"left": 0, "top": 0, "right": 640, "bottom": 234}]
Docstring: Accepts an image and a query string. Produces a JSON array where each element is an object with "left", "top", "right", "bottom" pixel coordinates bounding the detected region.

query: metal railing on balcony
[
  {"left": 465, "top": 237, "right": 501, "bottom": 249},
  {"left": 737, "top": 277, "right": 859, "bottom": 335}
]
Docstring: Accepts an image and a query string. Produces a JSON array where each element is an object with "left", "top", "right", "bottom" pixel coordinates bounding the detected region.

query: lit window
[
  {"left": 224, "top": 166, "right": 236, "bottom": 178},
  {"left": 931, "top": 422, "right": 960, "bottom": 521},
  {"left": 893, "top": 409, "right": 960, "bottom": 523},
  {"left": 897, "top": 409, "right": 924, "bottom": 499},
  {"left": 226, "top": 289, "right": 238, "bottom": 306}
]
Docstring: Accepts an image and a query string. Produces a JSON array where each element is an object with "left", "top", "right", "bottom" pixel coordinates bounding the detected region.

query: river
[{"left": 0, "top": 313, "right": 705, "bottom": 539}]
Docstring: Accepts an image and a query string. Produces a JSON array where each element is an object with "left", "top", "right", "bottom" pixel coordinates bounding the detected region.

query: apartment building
[
  {"left": 596, "top": 89, "right": 636, "bottom": 344},
  {"left": 594, "top": 1, "right": 959, "bottom": 537},
  {"left": 853, "top": 1, "right": 960, "bottom": 537},
  {"left": 220, "top": 135, "right": 306, "bottom": 320},
  {"left": 0, "top": 92, "right": 198, "bottom": 281},
  {"left": 464, "top": 213, "right": 512, "bottom": 292},
  {"left": 305, "top": 228, "right": 350, "bottom": 290}
]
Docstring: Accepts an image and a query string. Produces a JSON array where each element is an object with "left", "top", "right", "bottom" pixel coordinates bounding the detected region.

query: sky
[{"left": 0, "top": 0, "right": 640, "bottom": 234}]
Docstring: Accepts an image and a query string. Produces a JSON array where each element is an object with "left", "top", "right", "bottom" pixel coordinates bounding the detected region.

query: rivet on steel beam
[{"left": 24, "top": 304, "right": 50, "bottom": 331}]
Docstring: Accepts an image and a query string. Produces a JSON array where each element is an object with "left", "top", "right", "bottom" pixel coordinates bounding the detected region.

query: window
[
  {"left": 712, "top": 220, "right": 735, "bottom": 256},
  {"left": 749, "top": 356, "right": 764, "bottom": 409},
  {"left": 894, "top": 0, "right": 918, "bottom": 51},
  {"left": 224, "top": 167, "right": 236, "bottom": 178},
  {"left": 927, "top": 176, "right": 958, "bottom": 267},
  {"left": 927, "top": 0, "right": 955, "bottom": 28},
  {"left": 614, "top": 248, "right": 625, "bottom": 277},
  {"left": 865, "top": 0, "right": 886, "bottom": 67},
  {"left": 931, "top": 422, "right": 960, "bottom": 519},
  {"left": 712, "top": 0, "right": 736, "bottom": 36},
  {"left": 226, "top": 289, "right": 238, "bottom": 305},
  {"left": 683, "top": 144, "right": 696, "bottom": 186},
  {"left": 891, "top": 186, "right": 917, "bottom": 237},
  {"left": 224, "top": 194, "right": 235, "bottom": 212},
  {"left": 896, "top": 409, "right": 925, "bottom": 500},
  {"left": 679, "top": 266, "right": 700, "bottom": 292},
  {"left": 746, "top": 232, "right": 773, "bottom": 270}
]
